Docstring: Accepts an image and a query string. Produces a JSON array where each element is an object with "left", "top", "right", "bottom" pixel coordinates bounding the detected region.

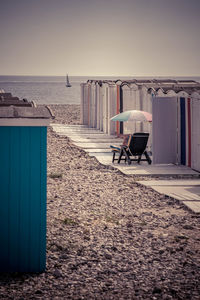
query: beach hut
[
  {"left": 0, "top": 97, "right": 53, "bottom": 272},
  {"left": 81, "top": 81, "right": 99, "bottom": 128},
  {"left": 80, "top": 83, "right": 89, "bottom": 125},
  {"left": 102, "top": 82, "right": 109, "bottom": 133},
  {"left": 96, "top": 82, "right": 101, "bottom": 130},
  {"left": 152, "top": 89, "right": 200, "bottom": 172},
  {"left": 107, "top": 82, "right": 118, "bottom": 135},
  {"left": 90, "top": 82, "right": 97, "bottom": 128}
]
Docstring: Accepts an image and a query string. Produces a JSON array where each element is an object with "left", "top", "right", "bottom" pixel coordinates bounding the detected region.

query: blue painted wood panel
[
  {"left": 0, "top": 126, "right": 47, "bottom": 272},
  {"left": 0, "top": 127, "right": 10, "bottom": 269}
]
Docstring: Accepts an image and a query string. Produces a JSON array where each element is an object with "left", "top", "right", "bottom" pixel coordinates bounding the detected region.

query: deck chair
[
  {"left": 111, "top": 145, "right": 123, "bottom": 163},
  {"left": 118, "top": 133, "right": 152, "bottom": 165},
  {"left": 110, "top": 135, "right": 132, "bottom": 163}
]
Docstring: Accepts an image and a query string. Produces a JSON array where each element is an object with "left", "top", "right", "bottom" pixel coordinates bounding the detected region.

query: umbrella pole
[{"left": 120, "top": 86, "right": 123, "bottom": 134}]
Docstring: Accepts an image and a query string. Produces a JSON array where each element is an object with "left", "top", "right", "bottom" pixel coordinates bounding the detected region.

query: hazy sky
[{"left": 0, "top": 0, "right": 200, "bottom": 76}]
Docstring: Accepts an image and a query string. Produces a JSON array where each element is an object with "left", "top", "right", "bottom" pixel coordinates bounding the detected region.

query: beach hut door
[{"left": 152, "top": 97, "right": 178, "bottom": 164}]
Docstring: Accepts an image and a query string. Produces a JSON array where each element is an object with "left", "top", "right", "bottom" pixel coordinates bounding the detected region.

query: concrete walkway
[
  {"left": 136, "top": 180, "right": 200, "bottom": 213},
  {"left": 51, "top": 124, "right": 200, "bottom": 213}
]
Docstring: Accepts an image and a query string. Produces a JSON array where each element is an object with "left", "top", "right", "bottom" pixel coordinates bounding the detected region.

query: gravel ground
[{"left": 0, "top": 104, "right": 200, "bottom": 300}]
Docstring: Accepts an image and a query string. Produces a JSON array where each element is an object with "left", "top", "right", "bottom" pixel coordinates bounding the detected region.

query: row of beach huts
[{"left": 80, "top": 79, "right": 200, "bottom": 172}]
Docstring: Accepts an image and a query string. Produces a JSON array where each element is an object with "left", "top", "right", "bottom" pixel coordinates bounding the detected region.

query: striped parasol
[{"left": 110, "top": 110, "right": 152, "bottom": 122}]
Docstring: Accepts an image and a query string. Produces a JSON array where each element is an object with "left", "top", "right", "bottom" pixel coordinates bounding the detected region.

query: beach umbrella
[{"left": 110, "top": 110, "right": 152, "bottom": 122}]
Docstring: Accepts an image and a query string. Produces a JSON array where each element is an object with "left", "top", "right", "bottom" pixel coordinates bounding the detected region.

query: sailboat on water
[{"left": 66, "top": 74, "right": 72, "bottom": 87}]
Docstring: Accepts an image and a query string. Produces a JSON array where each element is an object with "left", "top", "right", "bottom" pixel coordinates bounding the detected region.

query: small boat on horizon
[{"left": 66, "top": 74, "right": 71, "bottom": 87}]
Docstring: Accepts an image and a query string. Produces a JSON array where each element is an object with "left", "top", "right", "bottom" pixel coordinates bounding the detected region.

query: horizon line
[{"left": 0, "top": 74, "right": 200, "bottom": 78}]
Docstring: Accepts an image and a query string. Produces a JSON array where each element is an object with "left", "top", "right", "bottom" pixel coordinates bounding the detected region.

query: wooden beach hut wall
[
  {"left": 80, "top": 83, "right": 89, "bottom": 125},
  {"left": 141, "top": 86, "right": 153, "bottom": 150},
  {"left": 102, "top": 82, "right": 109, "bottom": 133},
  {"left": 87, "top": 82, "right": 92, "bottom": 127},
  {"left": 0, "top": 100, "right": 53, "bottom": 272},
  {"left": 115, "top": 83, "right": 122, "bottom": 135},
  {"left": 95, "top": 81, "right": 106, "bottom": 132},
  {"left": 152, "top": 96, "right": 178, "bottom": 165},
  {"left": 81, "top": 81, "right": 97, "bottom": 128},
  {"left": 107, "top": 82, "right": 117, "bottom": 135},
  {"left": 99, "top": 84, "right": 104, "bottom": 131},
  {"left": 152, "top": 91, "right": 200, "bottom": 172},
  {"left": 94, "top": 81, "right": 110, "bottom": 134},
  {"left": 82, "top": 81, "right": 103, "bottom": 130},
  {"left": 102, "top": 81, "right": 123, "bottom": 136},
  {"left": 88, "top": 82, "right": 93, "bottom": 127},
  {"left": 96, "top": 83, "right": 101, "bottom": 130},
  {"left": 191, "top": 92, "right": 200, "bottom": 172},
  {"left": 90, "top": 82, "right": 97, "bottom": 128}
]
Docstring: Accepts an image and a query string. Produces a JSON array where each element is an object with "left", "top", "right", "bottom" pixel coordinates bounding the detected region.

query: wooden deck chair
[
  {"left": 110, "top": 135, "right": 132, "bottom": 163},
  {"left": 118, "top": 133, "right": 152, "bottom": 165}
]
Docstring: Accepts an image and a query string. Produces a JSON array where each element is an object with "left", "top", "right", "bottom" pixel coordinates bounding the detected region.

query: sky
[{"left": 0, "top": 0, "right": 200, "bottom": 76}]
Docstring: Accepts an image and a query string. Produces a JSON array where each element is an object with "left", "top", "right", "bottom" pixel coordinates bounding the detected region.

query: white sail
[{"left": 66, "top": 74, "right": 71, "bottom": 87}]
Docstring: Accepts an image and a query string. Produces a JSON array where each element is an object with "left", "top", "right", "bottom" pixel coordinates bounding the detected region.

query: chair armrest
[{"left": 121, "top": 145, "right": 128, "bottom": 149}]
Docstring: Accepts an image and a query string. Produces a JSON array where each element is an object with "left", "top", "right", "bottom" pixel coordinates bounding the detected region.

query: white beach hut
[
  {"left": 80, "top": 83, "right": 89, "bottom": 125},
  {"left": 152, "top": 87, "right": 200, "bottom": 172}
]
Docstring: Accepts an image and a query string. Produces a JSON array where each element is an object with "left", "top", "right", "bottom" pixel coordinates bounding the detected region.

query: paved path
[
  {"left": 137, "top": 180, "right": 200, "bottom": 213},
  {"left": 51, "top": 124, "right": 200, "bottom": 213}
]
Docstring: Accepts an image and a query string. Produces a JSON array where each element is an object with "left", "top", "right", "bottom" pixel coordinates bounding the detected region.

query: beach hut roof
[
  {"left": 0, "top": 92, "right": 54, "bottom": 119},
  {"left": 85, "top": 78, "right": 200, "bottom": 96},
  {"left": 0, "top": 105, "right": 54, "bottom": 119}
]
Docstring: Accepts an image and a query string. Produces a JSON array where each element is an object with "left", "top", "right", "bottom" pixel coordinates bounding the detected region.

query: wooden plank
[
  {"left": 0, "top": 127, "right": 10, "bottom": 271},
  {"left": 9, "top": 127, "right": 20, "bottom": 271},
  {"left": 19, "top": 127, "right": 31, "bottom": 271},
  {"left": 39, "top": 127, "right": 47, "bottom": 271},
  {"left": 29, "top": 127, "right": 43, "bottom": 272}
]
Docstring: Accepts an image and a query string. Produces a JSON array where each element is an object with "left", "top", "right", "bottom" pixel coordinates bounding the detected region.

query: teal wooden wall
[{"left": 0, "top": 126, "right": 47, "bottom": 272}]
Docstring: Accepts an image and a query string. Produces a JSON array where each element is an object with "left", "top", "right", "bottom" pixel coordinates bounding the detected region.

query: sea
[{"left": 0, "top": 75, "right": 200, "bottom": 105}]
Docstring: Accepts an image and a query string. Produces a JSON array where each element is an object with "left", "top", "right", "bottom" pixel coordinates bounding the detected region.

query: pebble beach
[{"left": 0, "top": 104, "right": 200, "bottom": 299}]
